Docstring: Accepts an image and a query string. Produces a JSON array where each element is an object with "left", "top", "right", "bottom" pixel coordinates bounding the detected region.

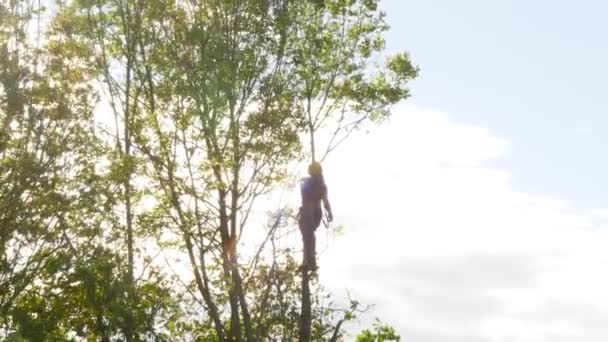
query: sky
[
  {"left": 314, "top": 1, "right": 608, "bottom": 341},
  {"left": 381, "top": 0, "right": 608, "bottom": 208}
]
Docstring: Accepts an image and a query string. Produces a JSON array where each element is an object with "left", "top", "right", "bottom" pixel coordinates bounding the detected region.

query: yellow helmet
[{"left": 308, "top": 162, "right": 323, "bottom": 176}]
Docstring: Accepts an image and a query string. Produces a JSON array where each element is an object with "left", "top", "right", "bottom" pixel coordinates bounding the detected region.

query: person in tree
[{"left": 299, "top": 162, "right": 333, "bottom": 271}]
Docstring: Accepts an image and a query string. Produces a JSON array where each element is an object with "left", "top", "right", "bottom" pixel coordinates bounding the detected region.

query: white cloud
[{"left": 313, "top": 104, "right": 608, "bottom": 341}]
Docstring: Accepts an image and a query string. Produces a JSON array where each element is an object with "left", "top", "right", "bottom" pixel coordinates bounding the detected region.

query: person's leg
[
  {"left": 309, "top": 229, "right": 317, "bottom": 269},
  {"left": 299, "top": 206, "right": 319, "bottom": 271},
  {"left": 300, "top": 226, "right": 310, "bottom": 266},
  {"left": 300, "top": 229, "right": 318, "bottom": 270}
]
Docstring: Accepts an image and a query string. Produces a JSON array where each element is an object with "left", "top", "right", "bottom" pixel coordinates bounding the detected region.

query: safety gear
[
  {"left": 324, "top": 210, "right": 333, "bottom": 224},
  {"left": 308, "top": 162, "right": 323, "bottom": 176}
]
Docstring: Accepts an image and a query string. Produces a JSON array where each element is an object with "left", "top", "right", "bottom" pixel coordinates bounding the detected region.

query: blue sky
[{"left": 380, "top": 0, "right": 608, "bottom": 208}]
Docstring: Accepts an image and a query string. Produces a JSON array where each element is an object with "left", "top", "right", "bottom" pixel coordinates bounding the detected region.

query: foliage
[
  {"left": 356, "top": 320, "right": 401, "bottom": 342},
  {"left": 0, "top": 0, "right": 416, "bottom": 340}
]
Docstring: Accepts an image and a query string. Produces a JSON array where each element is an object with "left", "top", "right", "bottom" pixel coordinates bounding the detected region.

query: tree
[
  {"left": 55, "top": 0, "right": 416, "bottom": 340},
  {"left": 1, "top": 0, "right": 417, "bottom": 340},
  {"left": 1, "top": 1, "right": 179, "bottom": 339},
  {"left": 0, "top": 0, "right": 105, "bottom": 337},
  {"left": 278, "top": 1, "right": 417, "bottom": 340},
  {"left": 356, "top": 320, "right": 401, "bottom": 342}
]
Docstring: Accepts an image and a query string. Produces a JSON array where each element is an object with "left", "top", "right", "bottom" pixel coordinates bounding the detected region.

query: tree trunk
[
  {"left": 299, "top": 269, "right": 312, "bottom": 342},
  {"left": 300, "top": 124, "right": 315, "bottom": 342}
]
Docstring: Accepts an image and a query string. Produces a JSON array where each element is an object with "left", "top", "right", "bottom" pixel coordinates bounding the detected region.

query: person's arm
[{"left": 322, "top": 186, "right": 333, "bottom": 222}]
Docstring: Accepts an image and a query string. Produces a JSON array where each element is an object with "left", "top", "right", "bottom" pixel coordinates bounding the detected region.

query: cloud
[{"left": 315, "top": 104, "right": 608, "bottom": 341}]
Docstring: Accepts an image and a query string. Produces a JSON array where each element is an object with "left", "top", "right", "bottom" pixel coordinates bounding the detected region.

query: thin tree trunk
[
  {"left": 164, "top": 154, "right": 228, "bottom": 342},
  {"left": 299, "top": 270, "right": 312, "bottom": 342},
  {"left": 119, "top": 1, "right": 144, "bottom": 339},
  {"left": 122, "top": 23, "right": 135, "bottom": 342},
  {"left": 234, "top": 264, "right": 253, "bottom": 342},
  {"left": 307, "top": 95, "right": 316, "bottom": 162},
  {"left": 229, "top": 111, "right": 254, "bottom": 342},
  {"left": 219, "top": 189, "right": 242, "bottom": 342},
  {"left": 300, "top": 102, "right": 316, "bottom": 341}
]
